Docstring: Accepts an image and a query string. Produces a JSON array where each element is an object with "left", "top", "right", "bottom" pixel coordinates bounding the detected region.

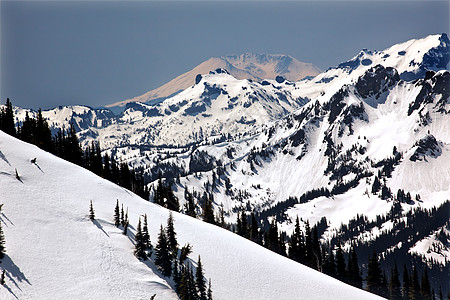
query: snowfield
[{"left": 0, "top": 131, "right": 381, "bottom": 300}]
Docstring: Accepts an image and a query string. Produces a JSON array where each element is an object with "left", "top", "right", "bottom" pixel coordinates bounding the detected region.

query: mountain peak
[{"left": 106, "top": 53, "right": 320, "bottom": 109}]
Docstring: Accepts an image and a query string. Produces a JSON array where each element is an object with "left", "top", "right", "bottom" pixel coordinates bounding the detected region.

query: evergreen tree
[
  {"left": 123, "top": 220, "right": 129, "bottom": 235},
  {"left": 114, "top": 200, "right": 120, "bottom": 227},
  {"left": 166, "top": 212, "right": 178, "bottom": 255},
  {"left": 207, "top": 278, "right": 213, "bottom": 300},
  {"left": 67, "top": 123, "right": 83, "bottom": 166},
  {"left": 196, "top": 256, "right": 207, "bottom": 300},
  {"left": 173, "top": 257, "right": 181, "bottom": 293},
  {"left": 179, "top": 265, "right": 189, "bottom": 300},
  {"left": 35, "top": 108, "right": 52, "bottom": 152},
  {"left": 335, "top": 242, "right": 346, "bottom": 281},
  {"left": 155, "top": 225, "right": 172, "bottom": 277},
  {"left": 288, "top": 216, "right": 302, "bottom": 262},
  {"left": 402, "top": 264, "right": 410, "bottom": 300},
  {"left": 347, "top": 246, "right": 362, "bottom": 288},
  {"left": 250, "top": 212, "right": 260, "bottom": 244},
  {"left": 120, "top": 204, "right": 125, "bottom": 227},
  {"left": 142, "top": 214, "right": 151, "bottom": 251},
  {"left": 381, "top": 271, "right": 389, "bottom": 299},
  {"left": 421, "top": 268, "right": 431, "bottom": 300},
  {"left": 0, "top": 221, "right": 5, "bottom": 260},
  {"left": 202, "top": 193, "right": 215, "bottom": 224},
  {"left": 323, "top": 247, "right": 336, "bottom": 277},
  {"left": 372, "top": 176, "right": 381, "bottom": 194},
  {"left": 103, "top": 153, "right": 111, "bottom": 180},
  {"left": 89, "top": 201, "right": 95, "bottom": 220},
  {"left": 410, "top": 265, "right": 420, "bottom": 300},
  {"left": 0, "top": 98, "right": 16, "bottom": 136},
  {"left": 184, "top": 189, "right": 197, "bottom": 217},
  {"left": 366, "top": 251, "right": 383, "bottom": 296},
  {"left": 134, "top": 219, "right": 147, "bottom": 260},
  {"left": 304, "top": 220, "right": 314, "bottom": 268},
  {"left": 312, "top": 226, "right": 322, "bottom": 270},
  {"left": 390, "top": 262, "right": 402, "bottom": 300},
  {"left": 0, "top": 269, "right": 5, "bottom": 285}
]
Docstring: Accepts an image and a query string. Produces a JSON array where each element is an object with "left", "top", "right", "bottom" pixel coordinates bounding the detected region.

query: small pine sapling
[
  {"left": 0, "top": 270, "right": 5, "bottom": 285},
  {"left": 89, "top": 201, "right": 95, "bottom": 220},
  {"left": 0, "top": 221, "right": 5, "bottom": 260}
]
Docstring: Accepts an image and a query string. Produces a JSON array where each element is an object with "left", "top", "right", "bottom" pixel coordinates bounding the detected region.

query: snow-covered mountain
[
  {"left": 13, "top": 68, "right": 310, "bottom": 148},
  {"left": 0, "top": 131, "right": 381, "bottom": 300},
  {"left": 10, "top": 34, "right": 449, "bottom": 151},
  {"left": 106, "top": 53, "right": 321, "bottom": 108}
]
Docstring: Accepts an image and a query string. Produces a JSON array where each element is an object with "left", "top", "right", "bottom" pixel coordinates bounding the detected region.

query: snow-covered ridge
[
  {"left": 0, "top": 130, "right": 381, "bottom": 300},
  {"left": 106, "top": 53, "right": 321, "bottom": 108}
]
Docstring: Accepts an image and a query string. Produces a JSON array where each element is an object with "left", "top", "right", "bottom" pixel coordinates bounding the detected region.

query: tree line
[{"left": 0, "top": 98, "right": 149, "bottom": 200}]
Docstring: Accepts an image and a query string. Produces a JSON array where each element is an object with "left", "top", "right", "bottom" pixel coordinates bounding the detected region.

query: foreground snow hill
[{"left": 0, "top": 131, "right": 380, "bottom": 299}]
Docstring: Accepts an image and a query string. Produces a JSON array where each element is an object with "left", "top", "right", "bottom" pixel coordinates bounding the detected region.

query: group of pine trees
[
  {"left": 0, "top": 98, "right": 149, "bottom": 200},
  {"left": 153, "top": 212, "right": 213, "bottom": 300},
  {"left": 365, "top": 252, "right": 437, "bottom": 300},
  {"left": 113, "top": 204, "right": 212, "bottom": 300}
]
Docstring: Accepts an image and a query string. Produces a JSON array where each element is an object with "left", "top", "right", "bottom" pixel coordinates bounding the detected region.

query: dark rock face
[
  {"left": 422, "top": 33, "right": 450, "bottom": 70},
  {"left": 289, "top": 129, "right": 306, "bottom": 147},
  {"left": 327, "top": 88, "right": 349, "bottom": 123},
  {"left": 410, "top": 134, "right": 442, "bottom": 161},
  {"left": 195, "top": 74, "right": 202, "bottom": 84},
  {"left": 275, "top": 76, "right": 285, "bottom": 83},
  {"left": 408, "top": 71, "right": 450, "bottom": 116},
  {"left": 355, "top": 65, "right": 400, "bottom": 99}
]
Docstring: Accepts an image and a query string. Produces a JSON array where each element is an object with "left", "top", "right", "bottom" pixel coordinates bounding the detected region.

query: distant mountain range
[{"left": 105, "top": 53, "right": 321, "bottom": 109}]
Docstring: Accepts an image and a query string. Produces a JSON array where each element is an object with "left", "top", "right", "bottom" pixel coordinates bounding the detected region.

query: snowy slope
[
  {"left": 106, "top": 53, "right": 321, "bottom": 108},
  {"left": 0, "top": 131, "right": 381, "bottom": 300},
  {"left": 287, "top": 33, "right": 449, "bottom": 103},
  {"left": 140, "top": 67, "right": 450, "bottom": 267}
]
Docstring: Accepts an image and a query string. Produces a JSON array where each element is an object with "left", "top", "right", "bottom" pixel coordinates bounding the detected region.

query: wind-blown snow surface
[
  {"left": 0, "top": 131, "right": 380, "bottom": 300},
  {"left": 106, "top": 53, "right": 321, "bottom": 108}
]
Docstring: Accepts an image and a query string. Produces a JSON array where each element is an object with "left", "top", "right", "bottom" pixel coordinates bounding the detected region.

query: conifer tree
[
  {"left": 123, "top": 220, "right": 129, "bottom": 235},
  {"left": 381, "top": 271, "right": 389, "bottom": 299},
  {"left": 390, "top": 262, "right": 402, "bottom": 300},
  {"left": 304, "top": 220, "right": 313, "bottom": 267},
  {"left": 202, "top": 193, "right": 215, "bottom": 224},
  {"left": 348, "top": 246, "right": 362, "bottom": 289},
  {"left": 196, "top": 256, "right": 207, "bottom": 300},
  {"left": 323, "top": 247, "right": 336, "bottom": 277},
  {"left": 184, "top": 189, "right": 197, "bottom": 217},
  {"left": 366, "top": 251, "right": 383, "bottom": 296},
  {"left": 421, "top": 268, "right": 431, "bottom": 300},
  {"left": 114, "top": 200, "right": 120, "bottom": 227},
  {"left": 166, "top": 212, "right": 178, "bottom": 255},
  {"left": 155, "top": 225, "right": 172, "bottom": 277},
  {"left": 0, "top": 98, "right": 16, "bottom": 136},
  {"left": 0, "top": 221, "right": 5, "bottom": 261},
  {"left": 142, "top": 214, "right": 151, "bottom": 251},
  {"left": 134, "top": 219, "right": 147, "bottom": 260},
  {"left": 0, "top": 269, "right": 5, "bottom": 285},
  {"left": 207, "top": 278, "right": 213, "bottom": 300},
  {"left": 250, "top": 212, "right": 260, "bottom": 244},
  {"left": 312, "top": 226, "right": 322, "bottom": 270},
  {"left": 402, "top": 264, "right": 410, "bottom": 300},
  {"left": 335, "top": 242, "right": 346, "bottom": 281},
  {"left": 120, "top": 204, "right": 125, "bottom": 227},
  {"left": 410, "top": 265, "right": 420, "bottom": 300},
  {"left": 89, "top": 201, "right": 95, "bottom": 220},
  {"left": 173, "top": 257, "right": 181, "bottom": 293}
]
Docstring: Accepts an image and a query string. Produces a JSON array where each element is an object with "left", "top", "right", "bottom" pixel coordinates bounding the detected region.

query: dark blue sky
[{"left": 1, "top": 1, "right": 448, "bottom": 110}]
